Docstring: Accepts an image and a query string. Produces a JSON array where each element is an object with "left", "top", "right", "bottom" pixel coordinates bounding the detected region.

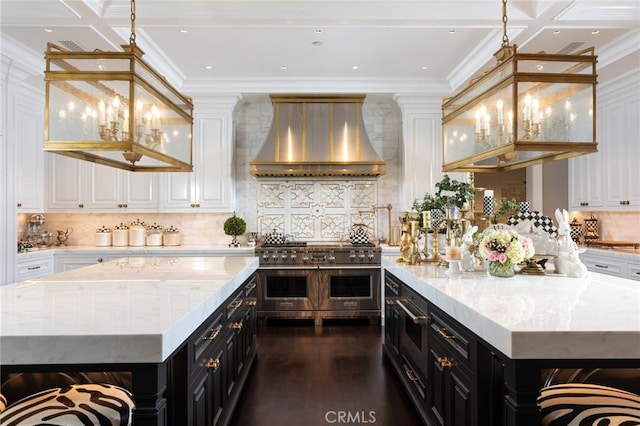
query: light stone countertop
[
  {"left": 1, "top": 256, "right": 258, "bottom": 365},
  {"left": 383, "top": 257, "right": 640, "bottom": 360}
]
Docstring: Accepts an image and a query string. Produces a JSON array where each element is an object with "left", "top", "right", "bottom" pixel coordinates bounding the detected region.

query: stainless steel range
[{"left": 255, "top": 242, "right": 382, "bottom": 326}]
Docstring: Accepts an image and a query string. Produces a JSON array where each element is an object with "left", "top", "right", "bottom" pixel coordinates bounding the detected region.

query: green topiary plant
[{"left": 224, "top": 213, "right": 246, "bottom": 247}]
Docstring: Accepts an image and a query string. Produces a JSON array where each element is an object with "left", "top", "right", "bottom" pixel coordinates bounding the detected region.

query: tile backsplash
[{"left": 18, "top": 212, "right": 235, "bottom": 246}]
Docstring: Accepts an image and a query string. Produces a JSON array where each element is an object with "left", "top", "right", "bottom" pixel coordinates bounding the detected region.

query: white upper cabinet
[
  {"left": 85, "top": 163, "right": 158, "bottom": 211},
  {"left": 12, "top": 88, "right": 44, "bottom": 211},
  {"left": 46, "top": 154, "right": 85, "bottom": 211},
  {"left": 603, "top": 93, "right": 640, "bottom": 208},
  {"left": 569, "top": 73, "right": 640, "bottom": 211},
  {"left": 161, "top": 105, "right": 236, "bottom": 212}
]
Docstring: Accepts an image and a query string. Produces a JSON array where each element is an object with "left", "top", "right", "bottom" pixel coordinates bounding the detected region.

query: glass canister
[
  {"left": 129, "top": 219, "right": 146, "bottom": 247},
  {"left": 112, "top": 223, "right": 129, "bottom": 246},
  {"left": 163, "top": 226, "right": 181, "bottom": 246},
  {"left": 95, "top": 226, "right": 112, "bottom": 247},
  {"left": 146, "top": 223, "right": 163, "bottom": 247}
]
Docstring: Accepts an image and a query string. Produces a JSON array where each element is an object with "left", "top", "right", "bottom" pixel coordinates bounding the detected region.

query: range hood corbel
[{"left": 250, "top": 94, "right": 386, "bottom": 178}]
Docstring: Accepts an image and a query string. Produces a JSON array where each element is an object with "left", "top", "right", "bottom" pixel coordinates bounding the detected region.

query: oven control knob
[
  {"left": 358, "top": 250, "right": 365, "bottom": 260},
  {"left": 328, "top": 250, "right": 336, "bottom": 263},
  {"left": 349, "top": 250, "right": 356, "bottom": 261},
  {"left": 262, "top": 252, "right": 270, "bottom": 262},
  {"left": 281, "top": 251, "right": 288, "bottom": 261},
  {"left": 291, "top": 251, "right": 297, "bottom": 261},
  {"left": 367, "top": 250, "right": 375, "bottom": 261},
  {"left": 272, "top": 252, "right": 279, "bottom": 261},
  {"left": 302, "top": 252, "right": 310, "bottom": 263}
]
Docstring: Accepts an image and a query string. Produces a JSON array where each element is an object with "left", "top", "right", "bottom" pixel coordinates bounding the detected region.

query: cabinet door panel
[
  {"left": 15, "top": 97, "right": 44, "bottom": 210},
  {"left": 191, "top": 374, "right": 209, "bottom": 426},
  {"left": 47, "top": 155, "right": 83, "bottom": 210},
  {"left": 124, "top": 171, "right": 158, "bottom": 209},
  {"left": 603, "top": 103, "right": 626, "bottom": 207},
  {"left": 451, "top": 371, "right": 472, "bottom": 426},
  {"left": 86, "top": 163, "right": 120, "bottom": 209},
  {"left": 196, "top": 114, "right": 231, "bottom": 209}
]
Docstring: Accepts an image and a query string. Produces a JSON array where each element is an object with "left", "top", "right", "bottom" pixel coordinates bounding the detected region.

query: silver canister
[
  {"left": 95, "top": 226, "right": 112, "bottom": 247},
  {"left": 163, "top": 226, "right": 181, "bottom": 246},
  {"left": 146, "top": 223, "right": 163, "bottom": 247},
  {"left": 112, "top": 223, "right": 129, "bottom": 246},
  {"left": 129, "top": 219, "right": 146, "bottom": 247}
]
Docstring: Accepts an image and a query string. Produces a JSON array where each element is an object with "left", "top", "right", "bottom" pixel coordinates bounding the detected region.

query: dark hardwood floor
[{"left": 229, "top": 319, "right": 423, "bottom": 426}]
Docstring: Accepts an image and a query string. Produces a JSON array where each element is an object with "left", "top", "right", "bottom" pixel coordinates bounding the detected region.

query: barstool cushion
[
  {"left": 0, "top": 383, "right": 134, "bottom": 426},
  {"left": 538, "top": 383, "right": 640, "bottom": 426}
]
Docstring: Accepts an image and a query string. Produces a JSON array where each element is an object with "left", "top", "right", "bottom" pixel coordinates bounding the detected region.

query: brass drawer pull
[
  {"left": 245, "top": 300, "right": 257, "bottom": 306},
  {"left": 206, "top": 358, "right": 220, "bottom": 371},
  {"left": 405, "top": 369, "right": 418, "bottom": 382},
  {"left": 386, "top": 299, "right": 395, "bottom": 305},
  {"left": 594, "top": 264, "right": 609, "bottom": 269},
  {"left": 204, "top": 327, "right": 221, "bottom": 341},
  {"left": 245, "top": 282, "right": 257, "bottom": 291},
  {"left": 437, "top": 356, "right": 453, "bottom": 369},
  {"left": 436, "top": 327, "right": 456, "bottom": 340},
  {"left": 230, "top": 321, "right": 243, "bottom": 330},
  {"left": 385, "top": 281, "right": 399, "bottom": 290},
  {"left": 230, "top": 299, "right": 243, "bottom": 309}
]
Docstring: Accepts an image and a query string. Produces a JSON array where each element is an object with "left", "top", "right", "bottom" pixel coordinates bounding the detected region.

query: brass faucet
[{"left": 359, "top": 204, "right": 393, "bottom": 244}]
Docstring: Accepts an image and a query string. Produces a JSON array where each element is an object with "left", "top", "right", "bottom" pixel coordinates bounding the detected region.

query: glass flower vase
[{"left": 488, "top": 260, "right": 515, "bottom": 278}]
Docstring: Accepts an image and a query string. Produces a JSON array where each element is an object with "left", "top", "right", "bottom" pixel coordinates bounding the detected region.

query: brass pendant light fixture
[
  {"left": 43, "top": 0, "right": 193, "bottom": 172},
  {"left": 442, "top": 0, "right": 598, "bottom": 173}
]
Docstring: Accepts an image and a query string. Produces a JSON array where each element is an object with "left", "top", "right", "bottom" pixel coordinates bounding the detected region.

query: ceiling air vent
[
  {"left": 57, "top": 40, "right": 87, "bottom": 52},
  {"left": 556, "top": 41, "right": 585, "bottom": 55}
]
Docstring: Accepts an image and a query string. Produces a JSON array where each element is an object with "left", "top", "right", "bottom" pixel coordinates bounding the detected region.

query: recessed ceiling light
[
  {"left": 591, "top": 30, "right": 600, "bottom": 35},
  {"left": 280, "top": 65, "right": 288, "bottom": 70},
  {"left": 553, "top": 30, "right": 561, "bottom": 35},
  {"left": 179, "top": 29, "right": 188, "bottom": 34},
  {"left": 314, "top": 29, "right": 323, "bottom": 34},
  {"left": 421, "top": 66, "right": 428, "bottom": 70},
  {"left": 205, "top": 65, "right": 213, "bottom": 70},
  {"left": 352, "top": 65, "right": 359, "bottom": 70},
  {"left": 44, "top": 28, "right": 53, "bottom": 33},
  {"left": 449, "top": 29, "right": 456, "bottom": 34}
]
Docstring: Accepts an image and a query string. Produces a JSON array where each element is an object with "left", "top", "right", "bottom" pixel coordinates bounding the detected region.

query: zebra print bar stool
[
  {"left": 0, "top": 383, "right": 135, "bottom": 426},
  {"left": 538, "top": 383, "right": 640, "bottom": 425}
]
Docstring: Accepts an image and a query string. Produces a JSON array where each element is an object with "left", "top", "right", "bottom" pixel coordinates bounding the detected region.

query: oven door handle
[
  {"left": 318, "top": 265, "right": 380, "bottom": 270},
  {"left": 396, "top": 300, "right": 428, "bottom": 324}
]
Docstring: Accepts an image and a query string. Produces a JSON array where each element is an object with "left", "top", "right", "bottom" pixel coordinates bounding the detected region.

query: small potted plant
[{"left": 223, "top": 213, "right": 247, "bottom": 247}]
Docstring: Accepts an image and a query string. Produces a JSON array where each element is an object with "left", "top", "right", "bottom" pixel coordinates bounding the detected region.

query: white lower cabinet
[
  {"left": 579, "top": 249, "right": 639, "bottom": 280},
  {"left": 16, "top": 251, "right": 54, "bottom": 281},
  {"left": 54, "top": 253, "right": 112, "bottom": 272}
]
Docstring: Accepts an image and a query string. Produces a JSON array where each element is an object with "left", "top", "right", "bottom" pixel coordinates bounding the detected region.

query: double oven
[{"left": 255, "top": 242, "right": 381, "bottom": 325}]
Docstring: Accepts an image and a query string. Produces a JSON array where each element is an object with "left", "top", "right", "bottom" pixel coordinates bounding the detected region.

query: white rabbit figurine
[
  {"left": 554, "top": 208, "right": 588, "bottom": 278},
  {"left": 460, "top": 225, "right": 479, "bottom": 272}
]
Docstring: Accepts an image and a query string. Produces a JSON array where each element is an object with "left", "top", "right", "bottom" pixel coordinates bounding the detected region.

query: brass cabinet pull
[
  {"left": 230, "top": 299, "right": 243, "bottom": 309},
  {"left": 437, "top": 356, "right": 453, "bottom": 369},
  {"left": 230, "top": 321, "right": 243, "bottom": 330},
  {"left": 594, "top": 264, "right": 609, "bottom": 269},
  {"left": 118, "top": 204, "right": 123, "bottom": 208},
  {"left": 385, "top": 281, "right": 399, "bottom": 290},
  {"left": 204, "top": 327, "right": 221, "bottom": 341},
  {"left": 206, "top": 358, "right": 220, "bottom": 371},
  {"left": 78, "top": 203, "right": 84, "bottom": 208},
  {"left": 635, "top": 272, "right": 640, "bottom": 276},
  {"left": 405, "top": 369, "right": 419, "bottom": 382},
  {"left": 17, "top": 202, "right": 22, "bottom": 207},
  {"left": 620, "top": 200, "right": 630, "bottom": 205},
  {"left": 245, "top": 300, "right": 257, "bottom": 306},
  {"left": 386, "top": 299, "right": 395, "bottom": 306},
  {"left": 245, "top": 282, "right": 257, "bottom": 291},
  {"left": 436, "top": 327, "right": 456, "bottom": 340}
]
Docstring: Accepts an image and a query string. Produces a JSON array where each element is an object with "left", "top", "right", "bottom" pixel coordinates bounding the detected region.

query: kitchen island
[
  {"left": 1, "top": 256, "right": 259, "bottom": 425},
  {"left": 382, "top": 257, "right": 640, "bottom": 425}
]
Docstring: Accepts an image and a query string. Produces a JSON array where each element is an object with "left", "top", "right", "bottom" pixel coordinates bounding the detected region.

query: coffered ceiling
[{"left": 1, "top": 0, "right": 638, "bottom": 97}]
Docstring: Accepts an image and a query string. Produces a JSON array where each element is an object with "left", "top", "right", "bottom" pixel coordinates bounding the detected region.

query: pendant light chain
[
  {"left": 501, "top": 0, "right": 509, "bottom": 47},
  {"left": 129, "top": 0, "right": 137, "bottom": 45}
]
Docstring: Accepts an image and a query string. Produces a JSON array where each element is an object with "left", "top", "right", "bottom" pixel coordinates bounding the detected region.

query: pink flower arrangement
[{"left": 477, "top": 227, "right": 535, "bottom": 265}]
